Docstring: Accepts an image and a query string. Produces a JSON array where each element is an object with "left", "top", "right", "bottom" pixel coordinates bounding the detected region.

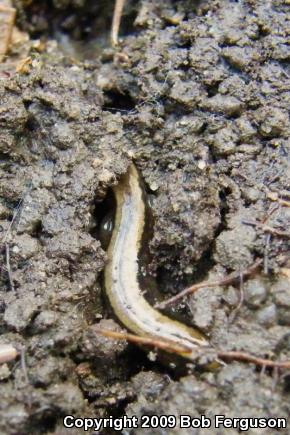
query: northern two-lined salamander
[{"left": 104, "top": 164, "right": 209, "bottom": 361}]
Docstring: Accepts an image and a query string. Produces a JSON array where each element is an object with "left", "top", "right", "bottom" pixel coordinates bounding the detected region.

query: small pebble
[
  {"left": 33, "top": 310, "right": 59, "bottom": 332},
  {"left": 0, "top": 364, "right": 11, "bottom": 380},
  {"left": 223, "top": 286, "right": 239, "bottom": 306},
  {"left": 210, "top": 126, "right": 238, "bottom": 156},
  {"left": 215, "top": 225, "right": 256, "bottom": 269},
  {"left": 80, "top": 319, "right": 127, "bottom": 360},
  {"left": 256, "top": 304, "right": 277, "bottom": 328},
  {"left": 241, "top": 187, "right": 261, "bottom": 203},
  {"left": 271, "top": 278, "right": 290, "bottom": 325},
  {"left": 244, "top": 278, "right": 268, "bottom": 308},
  {"left": 11, "top": 234, "right": 40, "bottom": 260},
  {"left": 272, "top": 278, "right": 290, "bottom": 307},
  {"left": 4, "top": 297, "right": 39, "bottom": 331},
  {"left": 203, "top": 94, "right": 244, "bottom": 117}
]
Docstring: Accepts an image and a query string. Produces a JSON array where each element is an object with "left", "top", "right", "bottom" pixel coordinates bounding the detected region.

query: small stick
[
  {"left": 5, "top": 243, "right": 15, "bottom": 291},
  {"left": 273, "top": 190, "right": 290, "bottom": 200},
  {"left": 20, "top": 346, "right": 29, "bottom": 384},
  {"left": 1, "top": 194, "right": 26, "bottom": 245},
  {"left": 0, "top": 344, "right": 18, "bottom": 364},
  {"left": 266, "top": 191, "right": 290, "bottom": 208},
  {"left": 228, "top": 269, "right": 244, "bottom": 323},
  {"left": 261, "top": 204, "right": 280, "bottom": 223},
  {"left": 242, "top": 219, "right": 290, "bottom": 239},
  {"left": 155, "top": 259, "right": 263, "bottom": 309},
  {"left": 94, "top": 327, "right": 193, "bottom": 355},
  {"left": 95, "top": 329, "right": 290, "bottom": 370},
  {"left": 271, "top": 366, "right": 279, "bottom": 392},
  {"left": 217, "top": 351, "right": 290, "bottom": 370},
  {"left": 111, "top": 0, "right": 126, "bottom": 46},
  {"left": 264, "top": 233, "right": 271, "bottom": 275}
]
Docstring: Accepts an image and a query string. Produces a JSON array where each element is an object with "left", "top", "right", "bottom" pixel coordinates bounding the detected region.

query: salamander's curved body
[{"left": 104, "top": 164, "right": 208, "bottom": 360}]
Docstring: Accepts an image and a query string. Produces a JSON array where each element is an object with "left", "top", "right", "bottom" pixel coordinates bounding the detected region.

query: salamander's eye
[
  {"left": 99, "top": 211, "right": 114, "bottom": 250},
  {"left": 92, "top": 188, "right": 116, "bottom": 250},
  {"left": 102, "top": 215, "right": 114, "bottom": 233}
]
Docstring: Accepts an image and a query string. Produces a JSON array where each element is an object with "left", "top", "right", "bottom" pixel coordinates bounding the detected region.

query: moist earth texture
[{"left": 0, "top": 0, "right": 289, "bottom": 434}]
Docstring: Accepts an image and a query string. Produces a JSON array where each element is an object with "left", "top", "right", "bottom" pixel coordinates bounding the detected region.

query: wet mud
[{"left": 0, "top": 0, "right": 289, "bottom": 434}]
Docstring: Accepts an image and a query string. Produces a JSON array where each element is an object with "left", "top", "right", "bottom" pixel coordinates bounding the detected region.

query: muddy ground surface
[{"left": 0, "top": 0, "right": 290, "bottom": 434}]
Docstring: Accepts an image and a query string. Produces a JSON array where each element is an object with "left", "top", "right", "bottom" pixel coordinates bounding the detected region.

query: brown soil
[{"left": 0, "top": 1, "right": 289, "bottom": 434}]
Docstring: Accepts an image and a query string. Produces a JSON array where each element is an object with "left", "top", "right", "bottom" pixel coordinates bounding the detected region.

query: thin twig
[
  {"left": 242, "top": 219, "right": 290, "bottom": 239},
  {"left": 271, "top": 366, "right": 279, "bottom": 392},
  {"left": 95, "top": 328, "right": 290, "bottom": 370},
  {"left": 5, "top": 243, "right": 14, "bottom": 291},
  {"left": 264, "top": 233, "right": 271, "bottom": 275},
  {"left": 94, "top": 327, "right": 194, "bottom": 355},
  {"left": 228, "top": 269, "right": 244, "bottom": 323},
  {"left": 217, "top": 351, "right": 290, "bottom": 370},
  {"left": 275, "top": 190, "right": 290, "bottom": 200},
  {"left": 261, "top": 204, "right": 280, "bottom": 223},
  {"left": 266, "top": 190, "right": 290, "bottom": 207},
  {"left": 155, "top": 259, "right": 263, "bottom": 309},
  {"left": 1, "top": 195, "right": 26, "bottom": 245},
  {"left": 20, "top": 346, "right": 29, "bottom": 384}
]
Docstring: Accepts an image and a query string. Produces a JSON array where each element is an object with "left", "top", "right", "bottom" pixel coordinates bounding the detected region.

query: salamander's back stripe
[{"left": 104, "top": 164, "right": 208, "bottom": 361}]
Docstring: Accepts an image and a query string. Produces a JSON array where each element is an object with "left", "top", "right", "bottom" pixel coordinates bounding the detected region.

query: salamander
[{"left": 104, "top": 164, "right": 209, "bottom": 361}]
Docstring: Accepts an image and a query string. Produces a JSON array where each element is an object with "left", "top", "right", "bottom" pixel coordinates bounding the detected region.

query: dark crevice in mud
[
  {"left": 177, "top": 63, "right": 191, "bottom": 73},
  {"left": 218, "top": 187, "right": 231, "bottom": 230},
  {"left": 29, "top": 416, "right": 58, "bottom": 435},
  {"left": 277, "top": 59, "right": 290, "bottom": 74},
  {"left": 16, "top": 0, "right": 138, "bottom": 55},
  {"left": 3, "top": 198, "right": 24, "bottom": 213},
  {"left": 30, "top": 220, "right": 44, "bottom": 239},
  {"left": 17, "top": 0, "right": 115, "bottom": 40},
  {"left": 23, "top": 100, "right": 32, "bottom": 110},
  {"left": 117, "top": 1, "right": 140, "bottom": 41},
  {"left": 164, "top": 102, "right": 193, "bottom": 117},
  {"left": 0, "top": 152, "right": 11, "bottom": 163},
  {"left": 204, "top": 83, "right": 220, "bottom": 97},
  {"left": 90, "top": 188, "right": 115, "bottom": 249},
  {"left": 283, "top": 373, "right": 290, "bottom": 393},
  {"left": 102, "top": 90, "right": 136, "bottom": 114},
  {"left": 122, "top": 346, "right": 159, "bottom": 378},
  {"left": 156, "top": 241, "right": 215, "bottom": 302},
  {"left": 176, "top": 38, "right": 192, "bottom": 49},
  {"left": 25, "top": 117, "right": 39, "bottom": 132},
  {"left": 256, "top": 23, "right": 271, "bottom": 38},
  {"left": 190, "top": 242, "right": 216, "bottom": 283}
]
